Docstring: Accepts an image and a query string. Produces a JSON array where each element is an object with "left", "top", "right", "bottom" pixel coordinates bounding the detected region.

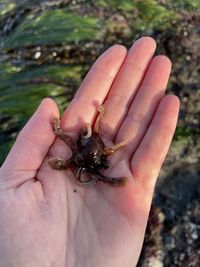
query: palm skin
[{"left": 0, "top": 37, "right": 179, "bottom": 267}]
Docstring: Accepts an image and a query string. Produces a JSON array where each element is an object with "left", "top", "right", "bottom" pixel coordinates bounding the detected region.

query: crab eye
[{"left": 93, "top": 155, "right": 98, "bottom": 160}]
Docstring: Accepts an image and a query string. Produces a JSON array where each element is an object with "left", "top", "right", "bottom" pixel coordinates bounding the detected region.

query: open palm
[{"left": 0, "top": 37, "right": 179, "bottom": 267}]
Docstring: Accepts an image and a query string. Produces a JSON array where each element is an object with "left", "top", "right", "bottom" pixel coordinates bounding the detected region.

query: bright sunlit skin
[{"left": 0, "top": 37, "right": 180, "bottom": 267}]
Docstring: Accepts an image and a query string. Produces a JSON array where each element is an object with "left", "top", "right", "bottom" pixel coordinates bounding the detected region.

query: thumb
[{"left": 1, "top": 98, "right": 59, "bottom": 177}]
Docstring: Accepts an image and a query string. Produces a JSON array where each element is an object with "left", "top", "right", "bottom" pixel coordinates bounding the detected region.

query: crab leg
[
  {"left": 74, "top": 167, "right": 97, "bottom": 187},
  {"left": 95, "top": 172, "right": 128, "bottom": 186},
  {"left": 52, "top": 118, "right": 75, "bottom": 151},
  {"left": 104, "top": 140, "right": 126, "bottom": 156},
  {"left": 94, "top": 105, "right": 105, "bottom": 133}
]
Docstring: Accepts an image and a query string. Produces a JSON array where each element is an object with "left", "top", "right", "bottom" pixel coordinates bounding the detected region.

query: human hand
[{"left": 0, "top": 37, "right": 179, "bottom": 267}]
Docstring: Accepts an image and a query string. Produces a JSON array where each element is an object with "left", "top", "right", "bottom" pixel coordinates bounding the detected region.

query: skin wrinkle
[
  {"left": 114, "top": 83, "right": 168, "bottom": 148},
  {"left": 137, "top": 127, "right": 176, "bottom": 170},
  {"left": 36, "top": 167, "right": 60, "bottom": 201},
  {"left": 126, "top": 92, "right": 170, "bottom": 163},
  {"left": 65, "top": 189, "right": 70, "bottom": 267},
  {"left": 14, "top": 178, "right": 37, "bottom": 192},
  {"left": 122, "top": 112, "right": 149, "bottom": 128},
  {"left": 129, "top": 98, "right": 161, "bottom": 164},
  {"left": 115, "top": 90, "right": 165, "bottom": 157},
  {"left": 92, "top": 45, "right": 127, "bottom": 69},
  {"left": 18, "top": 134, "right": 50, "bottom": 153},
  {"left": 122, "top": 59, "right": 152, "bottom": 74},
  {"left": 143, "top": 125, "right": 174, "bottom": 148},
  {"left": 37, "top": 192, "right": 55, "bottom": 221},
  {"left": 153, "top": 122, "right": 176, "bottom": 139},
  {"left": 91, "top": 60, "right": 127, "bottom": 80},
  {"left": 30, "top": 180, "right": 46, "bottom": 207},
  {"left": 97, "top": 180, "right": 134, "bottom": 225},
  {"left": 18, "top": 128, "right": 54, "bottom": 149},
  {"left": 106, "top": 92, "right": 133, "bottom": 109},
  {"left": 71, "top": 46, "right": 127, "bottom": 101},
  {"left": 74, "top": 206, "right": 90, "bottom": 265},
  {"left": 15, "top": 182, "right": 44, "bottom": 217},
  {"left": 136, "top": 84, "right": 165, "bottom": 96},
  {"left": 131, "top": 96, "right": 179, "bottom": 183},
  {"left": 73, "top": 93, "right": 101, "bottom": 104},
  {"left": 89, "top": 194, "right": 136, "bottom": 267},
  {"left": 0, "top": 171, "right": 36, "bottom": 192},
  {"left": 105, "top": 195, "right": 134, "bottom": 228},
  {"left": 67, "top": 189, "right": 86, "bottom": 267},
  {"left": 136, "top": 165, "right": 160, "bottom": 198},
  {"left": 75, "top": 72, "right": 114, "bottom": 100},
  {"left": 100, "top": 94, "right": 135, "bottom": 139},
  {"left": 72, "top": 210, "right": 80, "bottom": 267},
  {"left": 143, "top": 98, "right": 178, "bottom": 144},
  {"left": 138, "top": 144, "right": 164, "bottom": 169},
  {"left": 86, "top": 201, "right": 106, "bottom": 266},
  {"left": 83, "top": 196, "right": 111, "bottom": 266}
]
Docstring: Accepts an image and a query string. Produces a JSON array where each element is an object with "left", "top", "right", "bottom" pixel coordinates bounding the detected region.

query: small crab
[{"left": 48, "top": 105, "right": 127, "bottom": 187}]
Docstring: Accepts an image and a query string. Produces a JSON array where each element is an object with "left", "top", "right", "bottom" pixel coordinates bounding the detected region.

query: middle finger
[{"left": 99, "top": 37, "right": 156, "bottom": 139}]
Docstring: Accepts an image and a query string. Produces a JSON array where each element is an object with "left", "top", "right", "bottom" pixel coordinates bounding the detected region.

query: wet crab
[{"left": 48, "top": 105, "right": 128, "bottom": 187}]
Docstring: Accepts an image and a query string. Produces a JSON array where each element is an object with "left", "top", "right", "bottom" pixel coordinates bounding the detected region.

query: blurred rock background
[{"left": 0, "top": 0, "right": 200, "bottom": 266}]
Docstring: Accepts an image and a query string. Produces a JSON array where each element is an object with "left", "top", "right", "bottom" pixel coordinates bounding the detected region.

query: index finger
[{"left": 60, "top": 45, "right": 127, "bottom": 132}]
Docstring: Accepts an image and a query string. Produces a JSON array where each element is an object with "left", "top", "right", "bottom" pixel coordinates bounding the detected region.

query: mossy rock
[
  {"left": 0, "top": 62, "right": 84, "bottom": 164},
  {"left": 3, "top": 9, "right": 101, "bottom": 50}
]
